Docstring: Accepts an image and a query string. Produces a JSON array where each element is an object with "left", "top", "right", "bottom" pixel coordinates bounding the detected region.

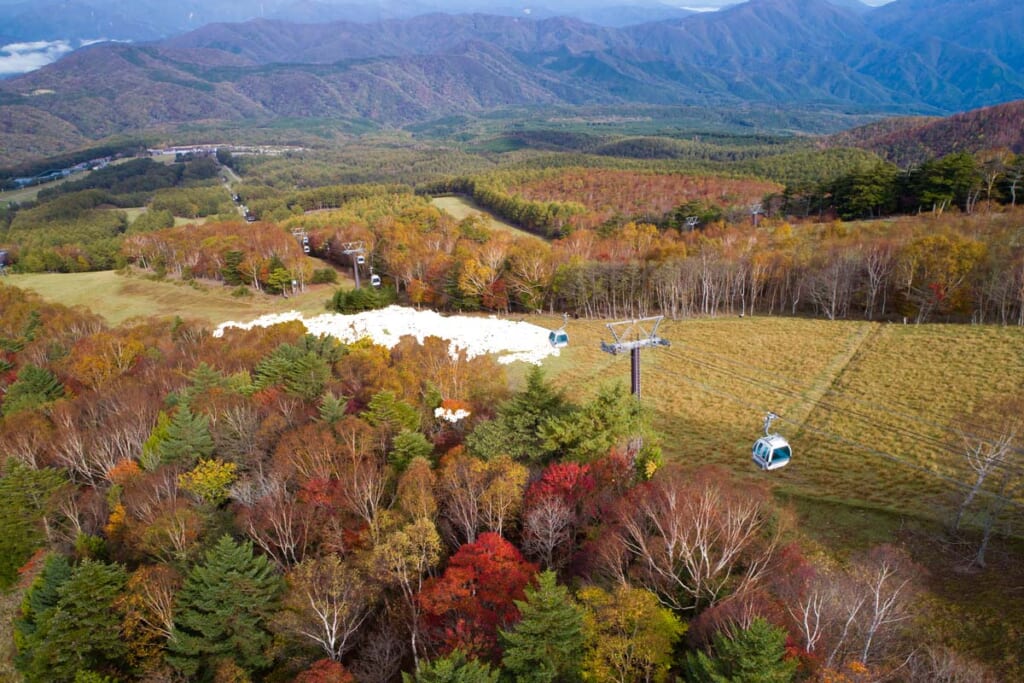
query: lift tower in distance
[
  {"left": 338, "top": 241, "right": 366, "bottom": 288},
  {"left": 599, "top": 316, "right": 670, "bottom": 399}
]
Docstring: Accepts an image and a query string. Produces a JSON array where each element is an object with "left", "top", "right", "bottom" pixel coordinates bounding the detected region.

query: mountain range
[{"left": 1, "top": 0, "right": 1021, "bottom": 164}]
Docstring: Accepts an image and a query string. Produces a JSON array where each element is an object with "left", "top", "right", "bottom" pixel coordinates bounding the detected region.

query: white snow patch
[{"left": 213, "top": 305, "right": 560, "bottom": 365}]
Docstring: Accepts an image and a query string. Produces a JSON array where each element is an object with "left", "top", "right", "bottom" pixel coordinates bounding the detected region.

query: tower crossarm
[{"left": 599, "top": 316, "right": 671, "bottom": 355}]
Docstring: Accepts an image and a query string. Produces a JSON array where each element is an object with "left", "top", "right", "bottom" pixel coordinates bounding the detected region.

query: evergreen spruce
[
  {"left": 0, "top": 463, "right": 65, "bottom": 589},
  {"left": 466, "top": 366, "right": 570, "bottom": 463},
  {"left": 684, "top": 617, "right": 797, "bottom": 683},
  {"left": 2, "top": 364, "right": 65, "bottom": 415},
  {"left": 14, "top": 553, "right": 72, "bottom": 672},
  {"left": 20, "top": 559, "right": 128, "bottom": 682},
  {"left": 500, "top": 570, "right": 585, "bottom": 682},
  {"left": 158, "top": 405, "right": 215, "bottom": 466},
  {"left": 167, "top": 535, "right": 283, "bottom": 681},
  {"left": 401, "top": 650, "right": 501, "bottom": 683}
]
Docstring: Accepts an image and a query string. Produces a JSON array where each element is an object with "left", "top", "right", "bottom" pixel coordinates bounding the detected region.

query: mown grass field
[
  {"left": 539, "top": 314, "right": 1024, "bottom": 524},
  {"left": 5, "top": 270, "right": 334, "bottom": 326},
  {"left": 431, "top": 195, "right": 544, "bottom": 241}
]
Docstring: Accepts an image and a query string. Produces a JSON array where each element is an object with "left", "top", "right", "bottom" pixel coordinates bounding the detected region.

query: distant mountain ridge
[{"left": 1, "top": 0, "right": 1022, "bottom": 164}]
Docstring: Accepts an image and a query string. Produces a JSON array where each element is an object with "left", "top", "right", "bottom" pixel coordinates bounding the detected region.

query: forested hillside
[
  {"left": 2, "top": 103, "right": 1024, "bottom": 682},
  {"left": 2, "top": 282, "right": 1018, "bottom": 682},
  {"left": 3, "top": 0, "right": 1024, "bottom": 163}
]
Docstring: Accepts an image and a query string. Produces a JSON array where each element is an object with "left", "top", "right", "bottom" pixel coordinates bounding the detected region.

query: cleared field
[
  {"left": 541, "top": 315, "right": 1024, "bottom": 523},
  {"left": 1, "top": 176, "right": 75, "bottom": 205},
  {"left": 5, "top": 270, "right": 335, "bottom": 326},
  {"left": 431, "top": 195, "right": 544, "bottom": 241}
]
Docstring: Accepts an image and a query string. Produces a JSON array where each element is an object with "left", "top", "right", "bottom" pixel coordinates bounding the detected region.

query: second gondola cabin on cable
[
  {"left": 549, "top": 313, "right": 570, "bottom": 349},
  {"left": 752, "top": 412, "right": 791, "bottom": 471}
]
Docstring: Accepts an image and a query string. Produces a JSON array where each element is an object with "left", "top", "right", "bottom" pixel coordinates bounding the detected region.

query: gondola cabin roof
[{"left": 752, "top": 434, "right": 791, "bottom": 471}]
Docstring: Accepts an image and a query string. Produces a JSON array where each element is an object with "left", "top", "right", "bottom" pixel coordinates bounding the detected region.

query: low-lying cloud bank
[{"left": 0, "top": 38, "right": 119, "bottom": 76}]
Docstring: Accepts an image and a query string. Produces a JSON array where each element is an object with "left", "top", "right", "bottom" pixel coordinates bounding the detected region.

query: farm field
[{"left": 431, "top": 195, "right": 543, "bottom": 240}]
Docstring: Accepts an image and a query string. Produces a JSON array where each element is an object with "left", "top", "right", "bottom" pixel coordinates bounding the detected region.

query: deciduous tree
[
  {"left": 277, "top": 554, "right": 376, "bottom": 662},
  {"left": 417, "top": 532, "right": 536, "bottom": 663},
  {"left": 578, "top": 584, "right": 684, "bottom": 683}
]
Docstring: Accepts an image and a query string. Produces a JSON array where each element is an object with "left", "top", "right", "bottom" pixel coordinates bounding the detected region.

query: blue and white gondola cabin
[{"left": 752, "top": 434, "right": 791, "bottom": 470}]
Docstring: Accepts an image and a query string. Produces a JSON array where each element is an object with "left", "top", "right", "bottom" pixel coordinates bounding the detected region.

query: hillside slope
[{"left": 2, "top": 0, "right": 1024, "bottom": 163}]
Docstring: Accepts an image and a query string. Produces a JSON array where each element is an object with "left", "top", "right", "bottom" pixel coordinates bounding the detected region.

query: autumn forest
[{"left": 1, "top": 106, "right": 1024, "bottom": 683}]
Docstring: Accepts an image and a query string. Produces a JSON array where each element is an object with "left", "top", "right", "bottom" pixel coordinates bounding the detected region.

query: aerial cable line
[
  {"left": 663, "top": 346, "right": 1024, "bottom": 483},
  {"left": 659, "top": 342, "right": 1020, "bottom": 465},
  {"left": 663, "top": 328, "right": 1024, "bottom": 451},
  {"left": 666, "top": 366, "right": 1024, "bottom": 512},
  {"left": 659, "top": 346, "right": 1024, "bottom": 484}
]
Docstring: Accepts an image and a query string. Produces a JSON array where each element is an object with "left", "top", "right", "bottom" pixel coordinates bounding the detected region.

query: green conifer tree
[
  {"left": 684, "top": 617, "right": 797, "bottom": 683},
  {"left": 158, "top": 405, "right": 215, "bottom": 466},
  {"left": 14, "top": 553, "right": 72, "bottom": 672},
  {"left": 20, "top": 559, "right": 128, "bottom": 682},
  {"left": 0, "top": 463, "right": 65, "bottom": 589},
  {"left": 500, "top": 570, "right": 585, "bottom": 682},
  {"left": 401, "top": 650, "right": 500, "bottom": 683},
  {"left": 2, "top": 364, "right": 65, "bottom": 415},
  {"left": 167, "top": 535, "right": 283, "bottom": 680},
  {"left": 466, "top": 366, "right": 571, "bottom": 463}
]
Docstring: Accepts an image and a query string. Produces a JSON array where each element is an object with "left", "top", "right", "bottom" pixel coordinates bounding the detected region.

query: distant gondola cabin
[{"left": 549, "top": 329, "right": 569, "bottom": 348}]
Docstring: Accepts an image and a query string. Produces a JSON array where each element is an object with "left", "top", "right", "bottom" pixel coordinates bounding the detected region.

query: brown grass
[
  {"left": 6, "top": 270, "right": 334, "bottom": 326},
  {"left": 431, "top": 195, "right": 543, "bottom": 241},
  {"left": 540, "top": 315, "right": 1024, "bottom": 522}
]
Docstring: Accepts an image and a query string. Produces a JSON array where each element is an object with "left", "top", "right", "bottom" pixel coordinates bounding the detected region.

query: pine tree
[
  {"left": 401, "top": 650, "right": 501, "bottom": 683},
  {"left": 318, "top": 391, "right": 350, "bottom": 425},
  {"left": 167, "top": 535, "right": 283, "bottom": 680},
  {"left": 158, "top": 405, "right": 215, "bottom": 466},
  {"left": 2, "top": 363, "right": 65, "bottom": 415},
  {"left": 684, "top": 617, "right": 797, "bottom": 683},
  {"left": 0, "top": 463, "right": 65, "bottom": 589},
  {"left": 20, "top": 559, "right": 128, "bottom": 682},
  {"left": 466, "top": 366, "right": 571, "bottom": 463},
  {"left": 14, "top": 553, "right": 72, "bottom": 673},
  {"left": 500, "top": 570, "right": 585, "bottom": 682}
]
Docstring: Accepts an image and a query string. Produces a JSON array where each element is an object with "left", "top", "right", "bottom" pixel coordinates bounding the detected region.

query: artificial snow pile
[{"left": 213, "top": 305, "right": 560, "bottom": 365}]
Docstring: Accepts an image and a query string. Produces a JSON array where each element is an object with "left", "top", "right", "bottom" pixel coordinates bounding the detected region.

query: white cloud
[{"left": 0, "top": 39, "right": 73, "bottom": 75}]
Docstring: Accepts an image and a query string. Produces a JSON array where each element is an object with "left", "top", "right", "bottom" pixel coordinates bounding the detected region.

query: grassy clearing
[
  {"left": 431, "top": 195, "right": 544, "bottom": 241},
  {"left": 5, "top": 270, "right": 334, "bottom": 326},
  {"left": 1, "top": 176, "right": 75, "bottom": 205},
  {"left": 539, "top": 315, "right": 1024, "bottom": 523}
]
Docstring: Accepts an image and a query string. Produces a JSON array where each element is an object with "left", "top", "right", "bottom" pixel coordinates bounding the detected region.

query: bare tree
[
  {"left": 953, "top": 424, "right": 1017, "bottom": 532},
  {"left": 906, "top": 645, "right": 1000, "bottom": 682},
  {"left": 277, "top": 555, "right": 377, "bottom": 662},
  {"left": 522, "top": 494, "right": 574, "bottom": 570},
  {"left": 237, "top": 476, "right": 315, "bottom": 567},
  {"left": 788, "top": 546, "right": 919, "bottom": 671},
  {"left": 863, "top": 241, "right": 895, "bottom": 320},
  {"left": 604, "top": 467, "right": 777, "bottom": 612}
]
